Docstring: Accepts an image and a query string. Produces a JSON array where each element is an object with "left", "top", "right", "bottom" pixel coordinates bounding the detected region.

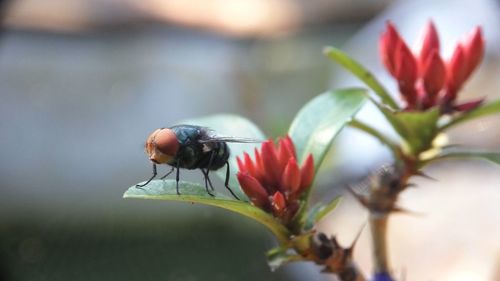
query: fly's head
[{"left": 145, "top": 128, "right": 179, "bottom": 165}]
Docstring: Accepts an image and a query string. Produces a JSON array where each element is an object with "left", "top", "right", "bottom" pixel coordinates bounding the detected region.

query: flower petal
[
  {"left": 237, "top": 172, "right": 269, "bottom": 209},
  {"left": 283, "top": 135, "right": 296, "bottom": 157},
  {"left": 422, "top": 50, "right": 446, "bottom": 103},
  {"left": 281, "top": 158, "right": 301, "bottom": 194},
  {"left": 395, "top": 41, "right": 418, "bottom": 108},
  {"left": 418, "top": 21, "right": 440, "bottom": 73},
  {"left": 463, "top": 26, "right": 484, "bottom": 81},
  {"left": 453, "top": 98, "right": 484, "bottom": 112},
  {"left": 271, "top": 191, "right": 286, "bottom": 216},
  {"left": 395, "top": 40, "right": 418, "bottom": 85},
  {"left": 278, "top": 138, "right": 294, "bottom": 168},
  {"left": 261, "top": 140, "right": 283, "bottom": 187},
  {"left": 236, "top": 155, "right": 245, "bottom": 171},
  {"left": 241, "top": 152, "right": 258, "bottom": 180},
  {"left": 380, "top": 21, "right": 401, "bottom": 77},
  {"left": 448, "top": 44, "right": 467, "bottom": 89},
  {"left": 299, "top": 154, "right": 315, "bottom": 193}
]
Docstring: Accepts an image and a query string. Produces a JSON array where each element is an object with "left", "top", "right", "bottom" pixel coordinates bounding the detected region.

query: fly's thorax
[{"left": 144, "top": 128, "right": 180, "bottom": 165}]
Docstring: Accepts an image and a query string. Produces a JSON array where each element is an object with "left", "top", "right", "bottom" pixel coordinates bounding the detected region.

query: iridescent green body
[{"left": 169, "top": 125, "right": 230, "bottom": 170}]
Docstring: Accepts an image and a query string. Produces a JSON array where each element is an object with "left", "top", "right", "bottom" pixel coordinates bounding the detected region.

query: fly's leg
[
  {"left": 224, "top": 161, "right": 240, "bottom": 200},
  {"left": 175, "top": 162, "right": 181, "bottom": 195},
  {"left": 160, "top": 166, "right": 175, "bottom": 179},
  {"left": 205, "top": 148, "right": 218, "bottom": 191},
  {"left": 205, "top": 170, "right": 215, "bottom": 192},
  {"left": 136, "top": 164, "right": 157, "bottom": 189},
  {"left": 201, "top": 169, "right": 215, "bottom": 197}
]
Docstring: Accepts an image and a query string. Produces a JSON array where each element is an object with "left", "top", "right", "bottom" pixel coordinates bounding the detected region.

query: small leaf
[
  {"left": 314, "top": 196, "right": 342, "bottom": 225},
  {"left": 180, "top": 114, "right": 266, "bottom": 199},
  {"left": 303, "top": 197, "right": 342, "bottom": 231},
  {"left": 266, "top": 247, "right": 304, "bottom": 271},
  {"left": 124, "top": 180, "right": 290, "bottom": 245},
  {"left": 395, "top": 108, "right": 440, "bottom": 154},
  {"left": 423, "top": 149, "right": 500, "bottom": 167},
  {"left": 289, "top": 88, "right": 368, "bottom": 170},
  {"left": 349, "top": 119, "right": 400, "bottom": 158},
  {"left": 378, "top": 106, "right": 440, "bottom": 155},
  {"left": 303, "top": 204, "right": 322, "bottom": 231},
  {"left": 441, "top": 99, "right": 500, "bottom": 130},
  {"left": 323, "top": 46, "right": 399, "bottom": 110}
]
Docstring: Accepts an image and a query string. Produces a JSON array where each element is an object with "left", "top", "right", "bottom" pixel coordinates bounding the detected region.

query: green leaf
[
  {"left": 395, "top": 108, "right": 440, "bottom": 154},
  {"left": 323, "top": 46, "right": 399, "bottom": 110},
  {"left": 423, "top": 149, "right": 500, "bottom": 166},
  {"left": 378, "top": 106, "right": 440, "bottom": 155},
  {"left": 124, "top": 180, "right": 290, "bottom": 245},
  {"left": 441, "top": 100, "right": 500, "bottom": 130},
  {"left": 266, "top": 247, "right": 304, "bottom": 271},
  {"left": 303, "top": 197, "right": 342, "bottom": 231},
  {"left": 180, "top": 114, "right": 266, "bottom": 199},
  {"left": 349, "top": 119, "right": 400, "bottom": 158},
  {"left": 289, "top": 88, "right": 368, "bottom": 169}
]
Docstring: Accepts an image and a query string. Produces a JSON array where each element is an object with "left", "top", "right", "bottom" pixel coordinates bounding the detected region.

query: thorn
[
  {"left": 405, "top": 183, "right": 418, "bottom": 188},
  {"left": 414, "top": 171, "right": 437, "bottom": 181},
  {"left": 345, "top": 186, "right": 369, "bottom": 208},
  {"left": 391, "top": 206, "right": 425, "bottom": 216},
  {"left": 349, "top": 223, "right": 366, "bottom": 250}
]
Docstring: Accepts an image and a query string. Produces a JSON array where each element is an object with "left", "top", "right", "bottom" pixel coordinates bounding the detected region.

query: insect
[{"left": 136, "top": 124, "right": 258, "bottom": 200}]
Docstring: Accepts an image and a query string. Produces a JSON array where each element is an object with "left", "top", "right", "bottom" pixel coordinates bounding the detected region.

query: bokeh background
[{"left": 1, "top": 0, "right": 499, "bottom": 280}]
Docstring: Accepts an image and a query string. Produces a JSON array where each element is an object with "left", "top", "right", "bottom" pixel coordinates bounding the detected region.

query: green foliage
[
  {"left": 441, "top": 100, "right": 500, "bottom": 130},
  {"left": 124, "top": 180, "right": 291, "bottom": 245},
  {"left": 289, "top": 88, "right": 368, "bottom": 169},
  {"left": 349, "top": 119, "right": 399, "bottom": 158},
  {"left": 303, "top": 197, "right": 341, "bottom": 231},
  {"left": 125, "top": 89, "right": 367, "bottom": 251},
  {"left": 390, "top": 108, "right": 440, "bottom": 155},
  {"left": 424, "top": 149, "right": 500, "bottom": 166},
  {"left": 323, "top": 46, "right": 399, "bottom": 110},
  {"left": 266, "top": 247, "right": 304, "bottom": 271}
]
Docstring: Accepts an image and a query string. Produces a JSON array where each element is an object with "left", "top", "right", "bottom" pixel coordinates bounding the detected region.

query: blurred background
[{"left": 0, "top": 0, "right": 499, "bottom": 280}]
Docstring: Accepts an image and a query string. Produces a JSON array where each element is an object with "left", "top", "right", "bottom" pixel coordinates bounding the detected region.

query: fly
[{"left": 136, "top": 124, "right": 259, "bottom": 200}]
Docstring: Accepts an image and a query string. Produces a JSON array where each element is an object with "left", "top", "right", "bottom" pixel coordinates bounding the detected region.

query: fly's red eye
[{"left": 154, "top": 128, "right": 179, "bottom": 156}]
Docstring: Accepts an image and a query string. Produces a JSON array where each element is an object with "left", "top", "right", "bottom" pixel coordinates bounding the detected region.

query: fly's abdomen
[{"left": 196, "top": 141, "right": 230, "bottom": 170}]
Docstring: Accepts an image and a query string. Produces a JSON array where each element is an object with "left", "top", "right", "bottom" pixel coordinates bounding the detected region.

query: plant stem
[{"left": 369, "top": 214, "right": 390, "bottom": 274}]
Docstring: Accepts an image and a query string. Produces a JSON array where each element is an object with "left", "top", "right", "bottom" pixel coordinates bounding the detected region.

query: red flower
[
  {"left": 380, "top": 21, "right": 484, "bottom": 112},
  {"left": 236, "top": 136, "right": 314, "bottom": 223}
]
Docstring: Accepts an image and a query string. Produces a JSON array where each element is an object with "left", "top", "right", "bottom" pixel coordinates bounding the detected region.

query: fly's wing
[
  {"left": 198, "top": 136, "right": 263, "bottom": 144},
  {"left": 198, "top": 128, "right": 264, "bottom": 144}
]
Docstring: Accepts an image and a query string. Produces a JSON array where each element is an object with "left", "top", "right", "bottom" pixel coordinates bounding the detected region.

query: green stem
[
  {"left": 349, "top": 119, "right": 400, "bottom": 161},
  {"left": 369, "top": 214, "right": 390, "bottom": 274},
  {"left": 323, "top": 46, "right": 400, "bottom": 110}
]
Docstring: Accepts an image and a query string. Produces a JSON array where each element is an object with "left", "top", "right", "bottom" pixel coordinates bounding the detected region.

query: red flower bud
[
  {"left": 380, "top": 21, "right": 401, "bottom": 76},
  {"left": 299, "top": 154, "right": 315, "bottom": 192},
  {"left": 236, "top": 136, "right": 315, "bottom": 222},
  {"left": 278, "top": 137, "right": 294, "bottom": 169},
  {"left": 446, "top": 44, "right": 467, "bottom": 101},
  {"left": 395, "top": 41, "right": 418, "bottom": 86},
  {"left": 281, "top": 158, "right": 301, "bottom": 193},
  {"left": 261, "top": 140, "right": 283, "bottom": 187},
  {"left": 422, "top": 50, "right": 446, "bottom": 101},
  {"left": 463, "top": 27, "right": 484, "bottom": 82},
  {"left": 271, "top": 191, "right": 286, "bottom": 215},
  {"left": 453, "top": 98, "right": 484, "bottom": 112},
  {"left": 380, "top": 21, "right": 485, "bottom": 113},
  {"left": 237, "top": 172, "right": 269, "bottom": 209},
  {"left": 418, "top": 21, "right": 440, "bottom": 73}
]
